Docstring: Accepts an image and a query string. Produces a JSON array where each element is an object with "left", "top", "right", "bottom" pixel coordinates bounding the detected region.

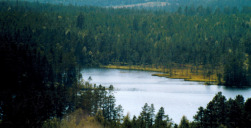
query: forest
[{"left": 0, "top": 1, "right": 251, "bottom": 127}]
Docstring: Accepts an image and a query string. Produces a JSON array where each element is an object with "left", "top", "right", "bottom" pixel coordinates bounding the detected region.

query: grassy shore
[{"left": 101, "top": 65, "right": 222, "bottom": 85}]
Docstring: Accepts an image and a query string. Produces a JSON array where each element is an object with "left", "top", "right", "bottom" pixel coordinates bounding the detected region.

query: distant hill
[{"left": 23, "top": 0, "right": 251, "bottom": 11}]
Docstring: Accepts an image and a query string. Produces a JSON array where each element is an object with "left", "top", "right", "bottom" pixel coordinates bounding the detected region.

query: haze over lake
[{"left": 82, "top": 68, "right": 251, "bottom": 123}]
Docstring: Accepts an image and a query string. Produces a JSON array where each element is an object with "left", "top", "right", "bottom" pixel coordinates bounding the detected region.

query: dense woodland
[
  {"left": 0, "top": 1, "right": 251, "bottom": 128},
  {"left": 3, "top": 0, "right": 250, "bottom": 86}
]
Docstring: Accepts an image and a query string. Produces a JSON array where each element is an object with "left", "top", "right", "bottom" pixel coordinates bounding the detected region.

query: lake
[{"left": 81, "top": 68, "right": 251, "bottom": 123}]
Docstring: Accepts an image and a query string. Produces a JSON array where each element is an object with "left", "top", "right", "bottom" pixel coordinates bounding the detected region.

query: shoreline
[{"left": 101, "top": 65, "right": 221, "bottom": 85}]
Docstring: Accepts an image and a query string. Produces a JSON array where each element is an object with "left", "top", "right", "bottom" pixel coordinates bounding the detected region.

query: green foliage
[
  {"left": 201, "top": 92, "right": 226, "bottom": 127},
  {"left": 75, "top": 83, "right": 122, "bottom": 127},
  {"left": 154, "top": 107, "right": 172, "bottom": 128},
  {"left": 77, "top": 13, "right": 85, "bottom": 29},
  {"left": 95, "top": 109, "right": 105, "bottom": 125},
  {"left": 0, "top": 37, "right": 71, "bottom": 127},
  {"left": 124, "top": 104, "right": 172, "bottom": 128},
  {"left": 122, "top": 114, "right": 132, "bottom": 128},
  {"left": 178, "top": 116, "right": 190, "bottom": 128},
  {"left": 244, "top": 98, "right": 251, "bottom": 126},
  {"left": 6, "top": 0, "right": 249, "bottom": 87},
  {"left": 193, "top": 92, "right": 251, "bottom": 128},
  {"left": 224, "top": 51, "right": 248, "bottom": 87}
]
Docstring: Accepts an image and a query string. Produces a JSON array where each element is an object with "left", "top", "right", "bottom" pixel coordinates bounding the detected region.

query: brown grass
[
  {"left": 102, "top": 64, "right": 223, "bottom": 85},
  {"left": 42, "top": 109, "right": 104, "bottom": 128}
]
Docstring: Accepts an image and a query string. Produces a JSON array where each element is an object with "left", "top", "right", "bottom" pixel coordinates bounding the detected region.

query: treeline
[
  {"left": 128, "top": 92, "right": 251, "bottom": 128},
  {"left": 193, "top": 92, "right": 251, "bottom": 128},
  {"left": 22, "top": 0, "right": 251, "bottom": 12},
  {"left": 42, "top": 92, "right": 251, "bottom": 128},
  {"left": 72, "top": 3, "right": 251, "bottom": 87},
  {"left": 135, "top": 92, "right": 251, "bottom": 128}
]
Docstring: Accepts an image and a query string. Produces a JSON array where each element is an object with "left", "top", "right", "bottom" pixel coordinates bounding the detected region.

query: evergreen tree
[
  {"left": 224, "top": 51, "right": 248, "bottom": 87},
  {"left": 76, "top": 13, "right": 85, "bottom": 29},
  {"left": 154, "top": 107, "right": 171, "bottom": 128},
  {"left": 193, "top": 107, "right": 205, "bottom": 127},
  {"left": 178, "top": 116, "right": 189, "bottom": 128},
  {"left": 244, "top": 98, "right": 251, "bottom": 127},
  {"left": 226, "top": 96, "right": 245, "bottom": 128},
  {"left": 122, "top": 113, "right": 132, "bottom": 128}
]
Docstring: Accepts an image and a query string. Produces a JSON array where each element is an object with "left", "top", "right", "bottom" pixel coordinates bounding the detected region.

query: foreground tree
[
  {"left": 122, "top": 113, "right": 132, "bottom": 128},
  {"left": 154, "top": 107, "right": 172, "bottom": 128},
  {"left": 178, "top": 116, "right": 189, "bottom": 128}
]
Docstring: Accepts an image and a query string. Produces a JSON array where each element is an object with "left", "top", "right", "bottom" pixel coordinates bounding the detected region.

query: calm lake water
[{"left": 81, "top": 68, "right": 251, "bottom": 123}]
